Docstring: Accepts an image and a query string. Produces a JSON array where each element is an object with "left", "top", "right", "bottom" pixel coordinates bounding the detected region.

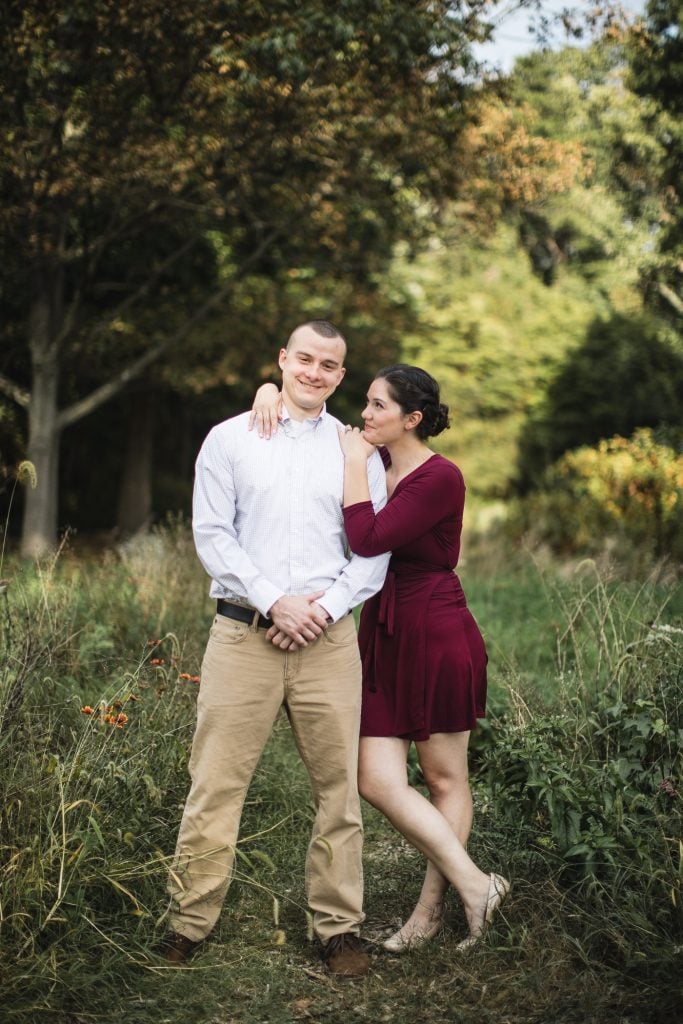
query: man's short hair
[{"left": 287, "top": 320, "right": 346, "bottom": 351}]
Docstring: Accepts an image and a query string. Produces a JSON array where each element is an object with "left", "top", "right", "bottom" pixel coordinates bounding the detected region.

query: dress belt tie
[{"left": 377, "top": 570, "right": 396, "bottom": 637}]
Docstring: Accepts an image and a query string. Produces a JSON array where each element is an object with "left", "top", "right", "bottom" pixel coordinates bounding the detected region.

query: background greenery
[
  {"left": 1, "top": 3, "right": 682, "bottom": 1023},
  {"left": 1, "top": 1, "right": 681, "bottom": 560}
]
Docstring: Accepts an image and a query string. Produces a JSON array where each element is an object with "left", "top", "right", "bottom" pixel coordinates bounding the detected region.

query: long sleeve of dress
[{"left": 343, "top": 458, "right": 464, "bottom": 557}]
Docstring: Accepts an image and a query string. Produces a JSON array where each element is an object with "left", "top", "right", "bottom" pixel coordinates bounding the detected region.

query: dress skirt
[{"left": 358, "top": 564, "right": 487, "bottom": 742}]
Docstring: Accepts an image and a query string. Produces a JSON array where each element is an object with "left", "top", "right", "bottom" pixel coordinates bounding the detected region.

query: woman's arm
[
  {"left": 337, "top": 425, "right": 375, "bottom": 505},
  {"left": 343, "top": 460, "right": 463, "bottom": 557},
  {"left": 248, "top": 382, "right": 281, "bottom": 438}
]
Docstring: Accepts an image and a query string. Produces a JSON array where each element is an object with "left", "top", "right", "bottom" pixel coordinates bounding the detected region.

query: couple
[{"left": 163, "top": 320, "right": 509, "bottom": 978}]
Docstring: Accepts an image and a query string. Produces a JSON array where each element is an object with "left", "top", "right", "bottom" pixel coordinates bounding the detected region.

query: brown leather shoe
[
  {"left": 322, "top": 933, "right": 370, "bottom": 978},
  {"left": 162, "top": 931, "right": 201, "bottom": 964}
]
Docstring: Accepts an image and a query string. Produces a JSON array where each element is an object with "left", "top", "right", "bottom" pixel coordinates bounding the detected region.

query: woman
[{"left": 251, "top": 366, "right": 509, "bottom": 951}]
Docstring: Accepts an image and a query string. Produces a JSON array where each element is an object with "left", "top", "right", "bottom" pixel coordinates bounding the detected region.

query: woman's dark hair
[{"left": 375, "top": 364, "right": 450, "bottom": 440}]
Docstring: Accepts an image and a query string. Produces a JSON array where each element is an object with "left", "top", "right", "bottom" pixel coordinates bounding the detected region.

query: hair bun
[{"left": 423, "top": 402, "right": 450, "bottom": 438}]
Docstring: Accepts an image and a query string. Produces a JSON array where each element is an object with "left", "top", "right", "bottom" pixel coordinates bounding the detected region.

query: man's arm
[
  {"left": 192, "top": 425, "right": 286, "bottom": 616},
  {"left": 194, "top": 424, "right": 328, "bottom": 649}
]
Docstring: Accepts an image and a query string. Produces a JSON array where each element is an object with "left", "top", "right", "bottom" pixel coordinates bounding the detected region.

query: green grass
[{"left": 1, "top": 522, "right": 681, "bottom": 1023}]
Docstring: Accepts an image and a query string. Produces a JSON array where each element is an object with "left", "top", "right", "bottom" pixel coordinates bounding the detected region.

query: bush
[
  {"left": 515, "top": 313, "right": 683, "bottom": 491},
  {"left": 512, "top": 428, "right": 683, "bottom": 559},
  {"left": 471, "top": 569, "right": 683, "bottom": 978},
  {"left": 477, "top": 640, "right": 682, "bottom": 882}
]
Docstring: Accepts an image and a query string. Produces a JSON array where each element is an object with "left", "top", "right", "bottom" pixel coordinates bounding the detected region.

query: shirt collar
[{"left": 280, "top": 401, "right": 326, "bottom": 427}]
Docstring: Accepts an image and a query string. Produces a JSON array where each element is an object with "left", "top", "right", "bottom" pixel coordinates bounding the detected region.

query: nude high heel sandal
[
  {"left": 455, "top": 873, "right": 510, "bottom": 952},
  {"left": 381, "top": 901, "right": 444, "bottom": 954}
]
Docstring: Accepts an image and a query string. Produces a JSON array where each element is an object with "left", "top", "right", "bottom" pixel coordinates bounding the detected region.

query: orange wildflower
[
  {"left": 102, "top": 709, "right": 128, "bottom": 728},
  {"left": 82, "top": 702, "right": 129, "bottom": 728},
  {"left": 150, "top": 658, "right": 165, "bottom": 666}
]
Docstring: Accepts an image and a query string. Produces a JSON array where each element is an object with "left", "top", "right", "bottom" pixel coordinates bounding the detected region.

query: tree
[
  {"left": 626, "top": 0, "right": 683, "bottom": 323},
  {"left": 0, "top": 0, "right": 501, "bottom": 556},
  {"left": 506, "top": 17, "right": 682, "bottom": 323},
  {"left": 374, "top": 37, "right": 682, "bottom": 501},
  {"left": 0, "top": 1, "right": 236, "bottom": 553},
  {"left": 516, "top": 312, "right": 683, "bottom": 490},
  {"left": 505, "top": 42, "right": 663, "bottom": 288},
  {"left": 497, "top": 40, "right": 683, "bottom": 489}
]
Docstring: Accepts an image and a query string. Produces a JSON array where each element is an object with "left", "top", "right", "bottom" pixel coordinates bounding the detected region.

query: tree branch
[
  {"left": 57, "top": 228, "right": 279, "bottom": 431},
  {"left": 0, "top": 373, "right": 30, "bottom": 408},
  {"left": 657, "top": 281, "right": 683, "bottom": 318},
  {"left": 52, "top": 231, "right": 202, "bottom": 353}
]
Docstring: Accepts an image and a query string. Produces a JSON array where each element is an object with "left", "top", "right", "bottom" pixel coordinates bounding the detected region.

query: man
[{"left": 164, "top": 320, "right": 389, "bottom": 978}]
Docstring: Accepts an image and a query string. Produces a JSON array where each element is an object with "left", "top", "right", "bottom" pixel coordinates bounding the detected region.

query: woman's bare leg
[
  {"left": 388, "top": 731, "right": 473, "bottom": 940},
  {"left": 358, "top": 735, "right": 490, "bottom": 941}
]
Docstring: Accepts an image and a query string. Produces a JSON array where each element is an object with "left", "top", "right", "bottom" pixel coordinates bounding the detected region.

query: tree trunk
[
  {"left": 20, "top": 290, "right": 61, "bottom": 558},
  {"left": 116, "top": 390, "right": 154, "bottom": 537},
  {"left": 11, "top": 233, "right": 277, "bottom": 557}
]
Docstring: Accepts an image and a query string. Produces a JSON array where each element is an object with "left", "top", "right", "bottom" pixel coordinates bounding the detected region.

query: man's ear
[{"left": 277, "top": 348, "right": 288, "bottom": 371}]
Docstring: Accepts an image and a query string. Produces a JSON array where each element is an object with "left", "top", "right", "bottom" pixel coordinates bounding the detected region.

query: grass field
[{"left": 1, "top": 521, "right": 681, "bottom": 1023}]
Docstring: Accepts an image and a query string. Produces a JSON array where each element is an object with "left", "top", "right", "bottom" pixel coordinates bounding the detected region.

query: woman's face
[{"left": 361, "top": 377, "right": 412, "bottom": 445}]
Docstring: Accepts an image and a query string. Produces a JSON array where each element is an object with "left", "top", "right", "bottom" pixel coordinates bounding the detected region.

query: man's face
[{"left": 278, "top": 328, "right": 346, "bottom": 417}]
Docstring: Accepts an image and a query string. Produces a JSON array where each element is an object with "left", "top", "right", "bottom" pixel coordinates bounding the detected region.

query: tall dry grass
[{"left": 1, "top": 523, "right": 681, "bottom": 1023}]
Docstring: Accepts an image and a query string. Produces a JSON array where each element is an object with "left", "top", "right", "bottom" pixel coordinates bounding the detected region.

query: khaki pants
[{"left": 168, "top": 612, "right": 364, "bottom": 943}]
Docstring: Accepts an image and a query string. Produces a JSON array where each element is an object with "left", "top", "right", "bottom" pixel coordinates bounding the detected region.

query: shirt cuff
[
  {"left": 316, "top": 589, "right": 350, "bottom": 624},
  {"left": 249, "top": 581, "right": 286, "bottom": 619}
]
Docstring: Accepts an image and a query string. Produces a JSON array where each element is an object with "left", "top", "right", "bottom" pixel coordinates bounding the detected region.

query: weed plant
[{"left": 1, "top": 524, "right": 681, "bottom": 1024}]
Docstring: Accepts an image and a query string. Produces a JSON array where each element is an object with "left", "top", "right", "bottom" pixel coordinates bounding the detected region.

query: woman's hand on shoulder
[
  {"left": 337, "top": 424, "right": 375, "bottom": 460},
  {"left": 249, "top": 383, "right": 282, "bottom": 438}
]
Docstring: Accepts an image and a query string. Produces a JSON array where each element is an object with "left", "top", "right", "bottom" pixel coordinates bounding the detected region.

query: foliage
[
  {"left": 4, "top": 10, "right": 678, "bottom": 547},
  {"left": 478, "top": 628, "right": 682, "bottom": 883},
  {"left": 512, "top": 428, "right": 683, "bottom": 559},
  {"left": 1, "top": 527, "right": 682, "bottom": 1022},
  {"left": 516, "top": 312, "right": 683, "bottom": 489},
  {"left": 507, "top": 16, "right": 682, "bottom": 325},
  {"left": 0, "top": 0, "right": 509, "bottom": 554},
  {"left": 626, "top": 0, "right": 683, "bottom": 322},
  {"left": 443, "top": 88, "right": 586, "bottom": 230},
  {"left": 387, "top": 221, "right": 617, "bottom": 499},
  {"left": 386, "top": 39, "right": 681, "bottom": 503},
  {"left": 1, "top": 2, "right": 632, "bottom": 551},
  {"left": 507, "top": 42, "right": 663, "bottom": 286},
  {"left": 469, "top": 566, "right": 682, "bottom": 998}
]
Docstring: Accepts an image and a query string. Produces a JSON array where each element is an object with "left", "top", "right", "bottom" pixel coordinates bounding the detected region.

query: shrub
[
  {"left": 472, "top": 574, "right": 683, "bottom": 959},
  {"left": 512, "top": 428, "right": 683, "bottom": 559},
  {"left": 515, "top": 313, "right": 683, "bottom": 491}
]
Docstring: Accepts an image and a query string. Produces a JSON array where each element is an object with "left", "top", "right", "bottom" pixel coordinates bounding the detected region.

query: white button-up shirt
[{"left": 192, "top": 405, "right": 390, "bottom": 622}]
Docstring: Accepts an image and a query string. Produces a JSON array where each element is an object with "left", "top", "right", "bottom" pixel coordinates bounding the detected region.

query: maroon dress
[{"left": 343, "top": 451, "right": 487, "bottom": 741}]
